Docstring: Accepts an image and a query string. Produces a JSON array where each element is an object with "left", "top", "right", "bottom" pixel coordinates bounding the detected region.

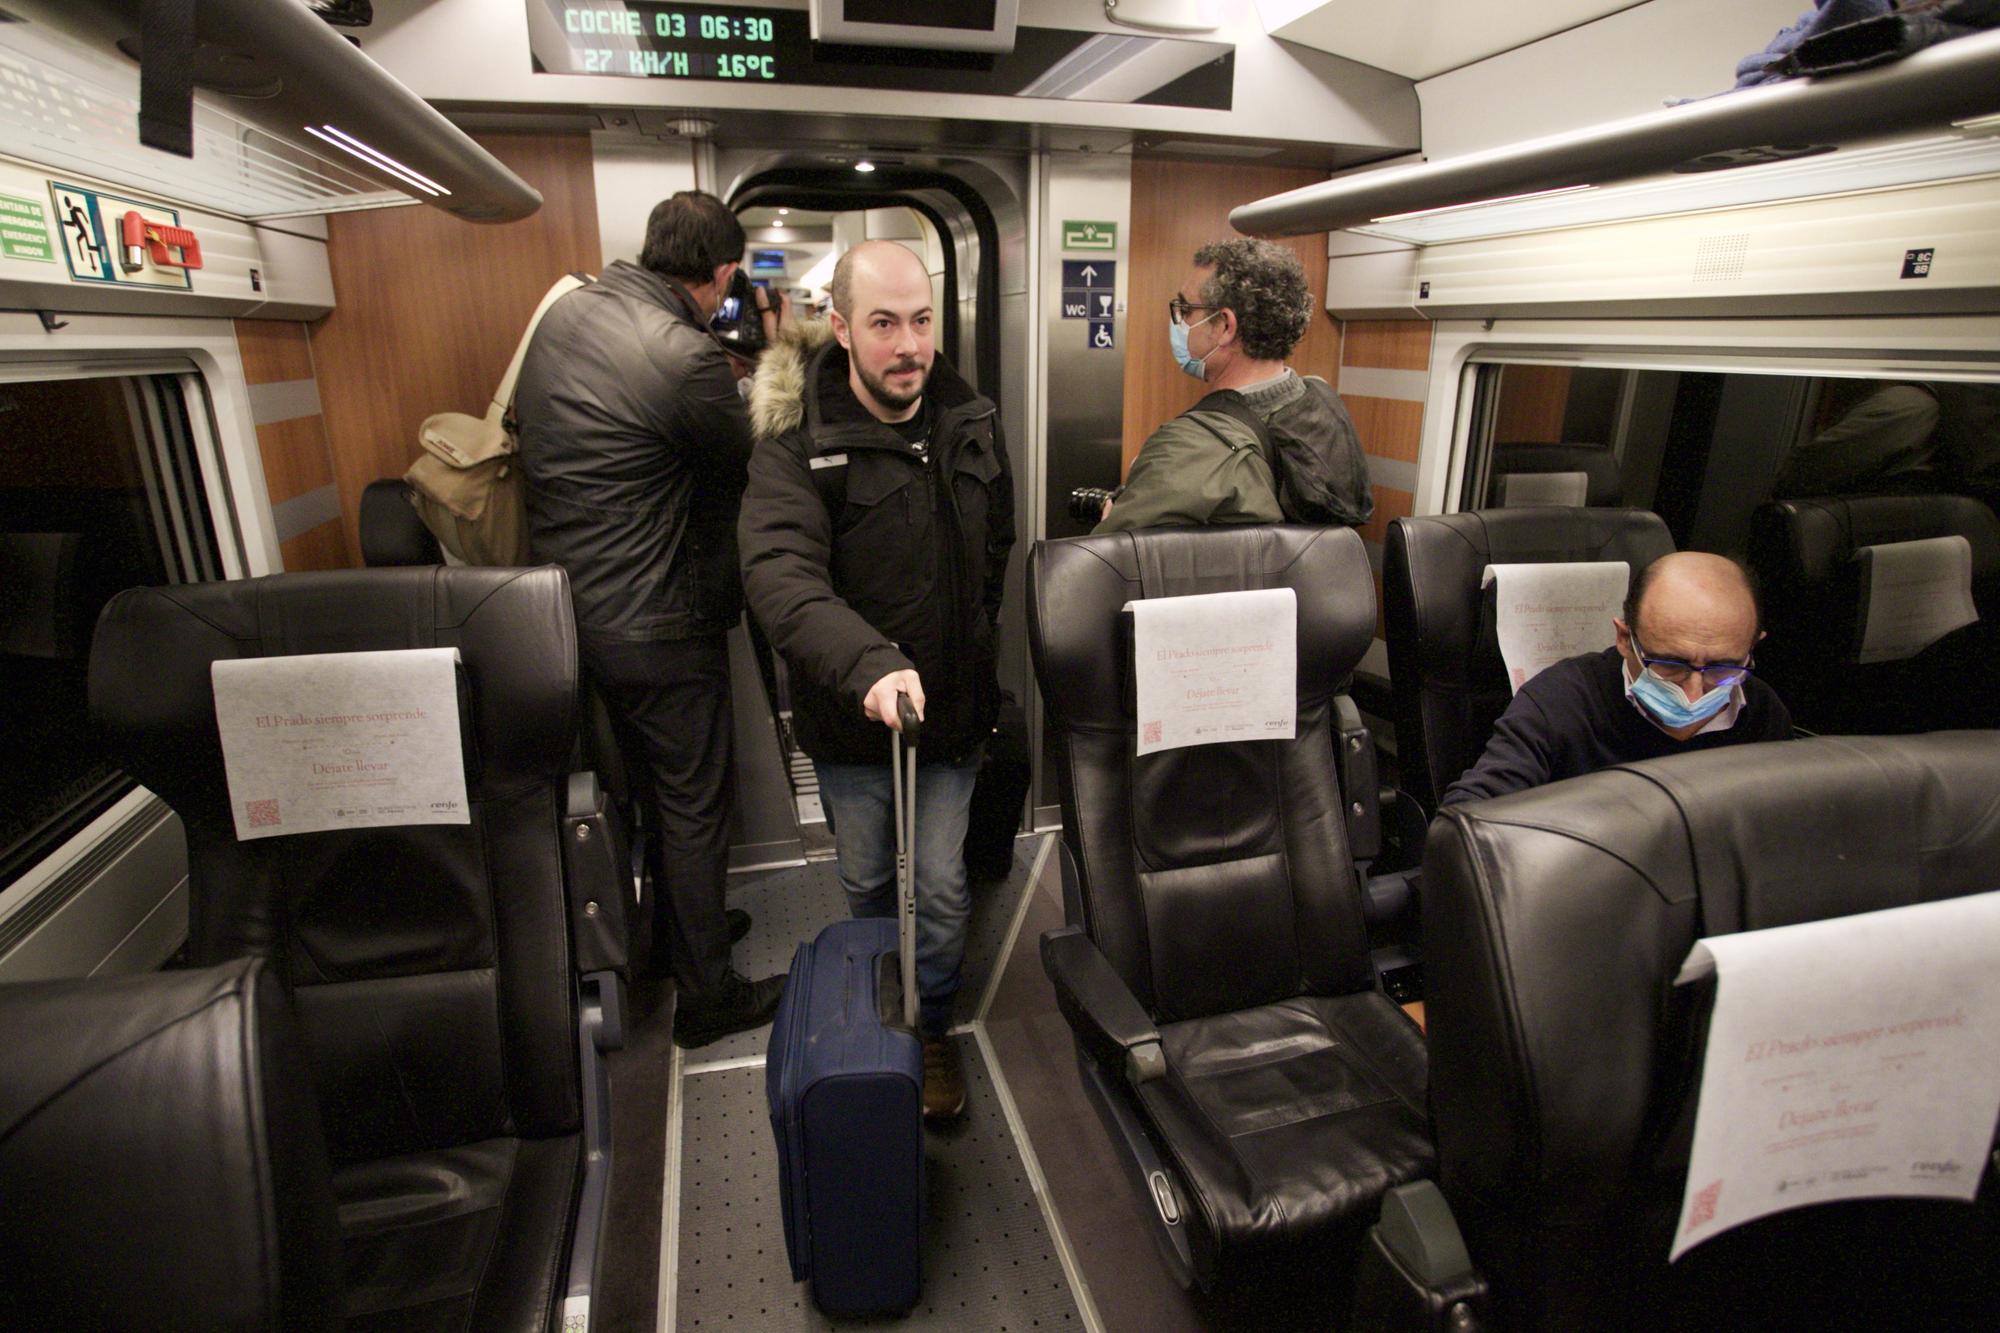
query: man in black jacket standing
[
  {"left": 516, "top": 191, "right": 784, "bottom": 1047},
  {"left": 741, "top": 240, "right": 1013, "bottom": 1120}
]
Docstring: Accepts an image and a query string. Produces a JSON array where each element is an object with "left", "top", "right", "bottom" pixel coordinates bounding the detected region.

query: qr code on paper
[
  {"left": 1686, "top": 1179, "right": 1722, "bottom": 1232},
  {"left": 1141, "top": 720, "right": 1162, "bottom": 745},
  {"left": 246, "top": 798, "right": 281, "bottom": 828}
]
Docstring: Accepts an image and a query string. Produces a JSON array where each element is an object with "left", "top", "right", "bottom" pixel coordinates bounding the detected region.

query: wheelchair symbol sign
[{"left": 1087, "top": 319, "right": 1115, "bottom": 350}]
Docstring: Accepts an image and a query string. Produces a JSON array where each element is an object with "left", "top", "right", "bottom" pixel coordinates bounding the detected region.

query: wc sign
[{"left": 1060, "top": 260, "right": 1117, "bottom": 350}]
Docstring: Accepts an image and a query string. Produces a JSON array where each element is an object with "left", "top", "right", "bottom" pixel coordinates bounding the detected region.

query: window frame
[
  {"left": 1420, "top": 313, "right": 2000, "bottom": 524},
  {"left": 0, "top": 318, "right": 276, "bottom": 979}
]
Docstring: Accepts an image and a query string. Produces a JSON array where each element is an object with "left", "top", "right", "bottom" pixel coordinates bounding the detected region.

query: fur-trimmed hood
[{"left": 748, "top": 318, "right": 836, "bottom": 441}]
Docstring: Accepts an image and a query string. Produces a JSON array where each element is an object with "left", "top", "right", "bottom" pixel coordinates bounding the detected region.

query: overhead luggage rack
[
  {"left": 1232, "top": 27, "right": 2000, "bottom": 242},
  {"left": 0, "top": 0, "right": 539, "bottom": 223}
]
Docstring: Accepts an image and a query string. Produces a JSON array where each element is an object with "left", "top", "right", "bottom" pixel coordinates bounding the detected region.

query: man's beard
[{"left": 858, "top": 356, "right": 930, "bottom": 413}]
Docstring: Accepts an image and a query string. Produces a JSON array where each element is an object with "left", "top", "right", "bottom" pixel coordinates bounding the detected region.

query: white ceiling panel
[{"left": 1255, "top": 0, "right": 1638, "bottom": 79}]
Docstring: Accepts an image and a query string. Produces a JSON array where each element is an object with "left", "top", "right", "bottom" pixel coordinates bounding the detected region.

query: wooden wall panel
[
  {"left": 1355, "top": 482, "right": 1416, "bottom": 553},
  {"left": 236, "top": 319, "right": 315, "bottom": 385},
  {"left": 1341, "top": 320, "right": 1431, "bottom": 372},
  {"left": 309, "top": 133, "right": 604, "bottom": 563},
  {"left": 1338, "top": 317, "right": 1434, "bottom": 639},
  {"left": 1493, "top": 364, "right": 1573, "bottom": 443},
  {"left": 280, "top": 523, "right": 349, "bottom": 573},
  {"left": 1120, "top": 157, "right": 1343, "bottom": 472},
  {"left": 254, "top": 414, "right": 336, "bottom": 503},
  {"left": 233, "top": 318, "right": 350, "bottom": 569},
  {"left": 1342, "top": 395, "right": 1424, "bottom": 465}
]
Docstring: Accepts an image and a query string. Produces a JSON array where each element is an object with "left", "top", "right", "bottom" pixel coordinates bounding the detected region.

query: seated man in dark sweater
[{"left": 1442, "top": 552, "right": 1791, "bottom": 806}]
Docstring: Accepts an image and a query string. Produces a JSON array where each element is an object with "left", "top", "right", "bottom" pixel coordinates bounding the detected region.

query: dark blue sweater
[{"left": 1440, "top": 647, "right": 1793, "bottom": 807}]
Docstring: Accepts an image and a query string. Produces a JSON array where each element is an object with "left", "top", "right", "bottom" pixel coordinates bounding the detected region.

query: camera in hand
[
  {"left": 710, "top": 268, "right": 769, "bottom": 357},
  {"left": 1068, "top": 486, "right": 1120, "bottom": 526}
]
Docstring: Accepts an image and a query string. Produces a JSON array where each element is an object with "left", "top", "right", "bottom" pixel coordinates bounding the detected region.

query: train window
[
  {"left": 1461, "top": 363, "right": 2000, "bottom": 553},
  {"left": 0, "top": 373, "right": 223, "bottom": 889}
]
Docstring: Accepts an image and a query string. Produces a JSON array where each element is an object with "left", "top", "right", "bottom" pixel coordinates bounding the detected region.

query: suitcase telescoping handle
[{"left": 891, "top": 692, "right": 921, "bottom": 1032}]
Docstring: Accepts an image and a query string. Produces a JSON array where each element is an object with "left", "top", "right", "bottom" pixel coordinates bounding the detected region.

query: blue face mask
[
  {"left": 1168, "top": 311, "right": 1217, "bottom": 381},
  {"left": 1626, "top": 661, "right": 1734, "bottom": 730}
]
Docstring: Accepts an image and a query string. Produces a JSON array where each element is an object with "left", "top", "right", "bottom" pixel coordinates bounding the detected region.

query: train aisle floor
[
  {"left": 662, "top": 834, "right": 1105, "bottom": 1331},
  {"left": 607, "top": 833, "right": 1408, "bottom": 1332}
]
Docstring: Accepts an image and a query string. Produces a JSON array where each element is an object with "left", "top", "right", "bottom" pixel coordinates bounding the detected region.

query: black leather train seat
[
  {"left": 89, "top": 567, "right": 626, "bottom": 1332},
  {"left": 1422, "top": 732, "right": 2000, "bottom": 1331},
  {"left": 0, "top": 957, "right": 342, "bottom": 1331},
  {"left": 1747, "top": 492, "right": 2000, "bottom": 733},
  {"left": 1489, "top": 441, "right": 1623, "bottom": 507},
  {"left": 1384, "top": 507, "right": 1674, "bottom": 812},
  {"left": 1030, "top": 524, "right": 1431, "bottom": 1308},
  {"left": 358, "top": 477, "right": 444, "bottom": 567},
  {"left": 354, "top": 482, "right": 645, "bottom": 962}
]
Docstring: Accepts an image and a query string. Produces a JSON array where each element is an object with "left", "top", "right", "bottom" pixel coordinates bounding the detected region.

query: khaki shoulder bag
[{"left": 405, "top": 272, "right": 590, "bottom": 564}]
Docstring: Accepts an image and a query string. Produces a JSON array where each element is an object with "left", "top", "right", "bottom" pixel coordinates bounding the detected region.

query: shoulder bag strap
[
  {"left": 1187, "top": 388, "right": 1277, "bottom": 471},
  {"left": 491, "top": 272, "right": 593, "bottom": 417}
]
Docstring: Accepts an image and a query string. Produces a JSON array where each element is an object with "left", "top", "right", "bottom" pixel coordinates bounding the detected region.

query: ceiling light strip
[{"left": 304, "top": 124, "right": 449, "bottom": 197}]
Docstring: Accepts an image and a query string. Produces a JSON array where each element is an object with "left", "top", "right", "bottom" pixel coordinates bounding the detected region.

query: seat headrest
[
  {"left": 0, "top": 958, "right": 342, "bottom": 1330},
  {"left": 1389, "top": 507, "right": 1674, "bottom": 683},
  {"left": 1423, "top": 733, "right": 2000, "bottom": 1316},
  {"left": 359, "top": 478, "right": 443, "bottom": 567},
  {"left": 1030, "top": 525, "right": 1373, "bottom": 730},
  {"left": 89, "top": 566, "right": 577, "bottom": 821},
  {"left": 1754, "top": 493, "right": 2000, "bottom": 589},
  {"left": 1490, "top": 442, "right": 1623, "bottom": 507},
  {"left": 1441, "top": 730, "right": 2000, "bottom": 948}
]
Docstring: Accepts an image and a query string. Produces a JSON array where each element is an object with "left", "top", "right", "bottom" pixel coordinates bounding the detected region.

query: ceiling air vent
[{"left": 1692, "top": 233, "right": 1750, "bottom": 282}]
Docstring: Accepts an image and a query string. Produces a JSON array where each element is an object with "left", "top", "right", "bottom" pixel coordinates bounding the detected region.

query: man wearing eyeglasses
[
  {"left": 1442, "top": 552, "right": 1792, "bottom": 806},
  {"left": 1094, "top": 238, "right": 1371, "bottom": 534}
]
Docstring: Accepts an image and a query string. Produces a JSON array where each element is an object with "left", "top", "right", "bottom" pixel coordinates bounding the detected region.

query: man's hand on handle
[{"left": 864, "top": 670, "right": 925, "bottom": 732}]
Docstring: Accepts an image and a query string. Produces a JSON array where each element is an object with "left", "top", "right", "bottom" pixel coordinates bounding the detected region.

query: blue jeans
[{"left": 814, "top": 752, "right": 980, "bottom": 1038}]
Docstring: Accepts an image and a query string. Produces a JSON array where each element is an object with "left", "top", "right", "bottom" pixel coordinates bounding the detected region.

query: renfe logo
[{"left": 1911, "top": 1159, "right": 1964, "bottom": 1178}]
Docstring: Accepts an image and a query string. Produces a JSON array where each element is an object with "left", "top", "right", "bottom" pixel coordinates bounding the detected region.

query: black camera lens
[
  {"left": 710, "top": 268, "right": 768, "bottom": 356},
  {"left": 1068, "top": 486, "right": 1119, "bottom": 526}
]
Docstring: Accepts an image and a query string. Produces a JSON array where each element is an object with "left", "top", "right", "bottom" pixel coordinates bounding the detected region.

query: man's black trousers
[{"left": 581, "top": 630, "right": 735, "bottom": 999}]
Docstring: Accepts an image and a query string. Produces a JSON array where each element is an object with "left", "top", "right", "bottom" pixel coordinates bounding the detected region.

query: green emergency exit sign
[
  {"left": 1062, "top": 220, "right": 1116, "bottom": 251},
  {"left": 0, "top": 191, "right": 55, "bottom": 263}
]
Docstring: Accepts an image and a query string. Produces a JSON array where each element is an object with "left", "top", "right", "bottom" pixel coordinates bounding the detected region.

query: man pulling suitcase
[{"left": 742, "top": 238, "right": 1014, "bottom": 1119}]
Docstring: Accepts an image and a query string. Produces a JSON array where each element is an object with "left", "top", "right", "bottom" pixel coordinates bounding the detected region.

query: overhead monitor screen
[
  {"left": 750, "top": 249, "right": 787, "bottom": 272},
  {"left": 526, "top": 2, "right": 1233, "bottom": 109}
]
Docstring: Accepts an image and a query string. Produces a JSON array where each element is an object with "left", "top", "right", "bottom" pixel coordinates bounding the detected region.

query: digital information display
[
  {"left": 536, "top": 3, "right": 789, "bottom": 82},
  {"left": 527, "top": 0, "right": 1234, "bottom": 109}
]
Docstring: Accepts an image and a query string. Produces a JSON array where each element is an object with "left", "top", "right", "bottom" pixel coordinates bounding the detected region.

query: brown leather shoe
[{"left": 922, "top": 1036, "right": 966, "bottom": 1122}]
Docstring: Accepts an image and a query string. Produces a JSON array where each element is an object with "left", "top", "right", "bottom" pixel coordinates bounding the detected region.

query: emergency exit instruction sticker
[
  {"left": 48, "top": 181, "right": 193, "bottom": 290},
  {"left": 0, "top": 191, "right": 55, "bottom": 263}
]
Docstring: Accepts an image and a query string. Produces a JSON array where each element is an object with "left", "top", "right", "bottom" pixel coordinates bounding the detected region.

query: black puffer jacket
[
  {"left": 741, "top": 321, "right": 1013, "bottom": 765},
  {"left": 515, "top": 260, "right": 750, "bottom": 640}
]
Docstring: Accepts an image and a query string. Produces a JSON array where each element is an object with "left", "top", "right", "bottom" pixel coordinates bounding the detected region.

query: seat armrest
[
  {"left": 1363, "top": 867, "right": 1422, "bottom": 927},
  {"left": 1351, "top": 669, "right": 1394, "bottom": 723},
  {"left": 562, "top": 771, "right": 632, "bottom": 977},
  {"left": 1347, "top": 1181, "right": 1491, "bottom": 1332},
  {"left": 1335, "top": 694, "right": 1382, "bottom": 862},
  {"left": 1041, "top": 926, "right": 1165, "bottom": 1083}
]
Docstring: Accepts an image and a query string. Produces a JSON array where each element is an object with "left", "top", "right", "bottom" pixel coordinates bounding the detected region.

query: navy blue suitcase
[{"left": 766, "top": 696, "right": 926, "bottom": 1315}]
